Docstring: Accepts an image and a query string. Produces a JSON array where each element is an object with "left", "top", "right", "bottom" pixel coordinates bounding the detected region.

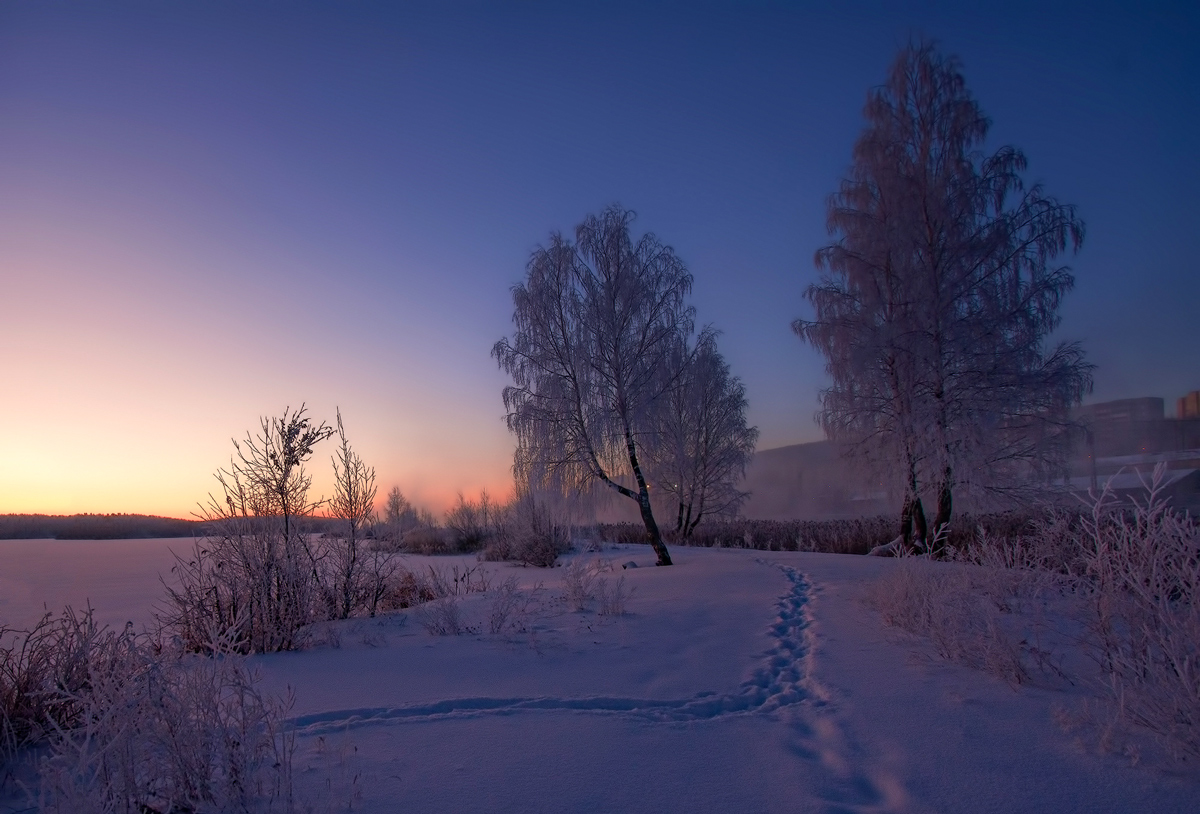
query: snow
[{"left": 3, "top": 540, "right": 1197, "bottom": 812}]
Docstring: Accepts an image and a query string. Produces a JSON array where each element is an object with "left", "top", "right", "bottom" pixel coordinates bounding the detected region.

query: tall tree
[
  {"left": 493, "top": 205, "right": 695, "bottom": 566},
  {"left": 794, "top": 42, "right": 1092, "bottom": 550},
  {"left": 647, "top": 331, "right": 758, "bottom": 537}
]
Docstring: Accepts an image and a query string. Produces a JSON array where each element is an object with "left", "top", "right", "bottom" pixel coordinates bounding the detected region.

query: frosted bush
[
  {"left": 865, "top": 560, "right": 1030, "bottom": 686},
  {"left": 487, "top": 577, "right": 542, "bottom": 635},
  {"left": 415, "top": 597, "right": 471, "bottom": 636},
  {"left": 563, "top": 559, "right": 601, "bottom": 611},
  {"left": 1079, "top": 466, "right": 1200, "bottom": 758},
  {"left": 1, "top": 607, "right": 107, "bottom": 772},
  {"left": 425, "top": 564, "right": 490, "bottom": 598},
  {"left": 38, "top": 630, "right": 295, "bottom": 814},
  {"left": 869, "top": 463, "right": 1200, "bottom": 758},
  {"left": 1, "top": 607, "right": 294, "bottom": 813},
  {"left": 597, "top": 575, "right": 630, "bottom": 617}
]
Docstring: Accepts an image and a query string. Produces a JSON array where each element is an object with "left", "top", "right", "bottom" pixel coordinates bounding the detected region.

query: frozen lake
[{"left": 0, "top": 537, "right": 191, "bottom": 631}]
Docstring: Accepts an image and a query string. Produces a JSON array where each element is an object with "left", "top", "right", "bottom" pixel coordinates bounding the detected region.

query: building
[
  {"left": 1179, "top": 390, "right": 1200, "bottom": 420},
  {"left": 739, "top": 391, "right": 1200, "bottom": 521}
]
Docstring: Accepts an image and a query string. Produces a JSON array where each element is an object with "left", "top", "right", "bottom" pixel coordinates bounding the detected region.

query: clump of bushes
[
  {"left": 477, "top": 488, "right": 572, "bottom": 567},
  {"left": 399, "top": 526, "right": 457, "bottom": 555},
  {"left": 1, "top": 609, "right": 293, "bottom": 812},
  {"left": 161, "top": 407, "right": 415, "bottom": 654},
  {"left": 444, "top": 491, "right": 498, "bottom": 552},
  {"left": 560, "top": 557, "right": 629, "bottom": 616},
  {"left": 864, "top": 558, "right": 1042, "bottom": 687},
  {"left": 598, "top": 513, "right": 1045, "bottom": 557},
  {"left": 376, "top": 488, "right": 570, "bottom": 566}
]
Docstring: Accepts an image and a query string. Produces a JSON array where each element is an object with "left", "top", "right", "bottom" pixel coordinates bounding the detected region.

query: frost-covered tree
[
  {"left": 493, "top": 205, "right": 696, "bottom": 566},
  {"left": 381, "top": 486, "right": 419, "bottom": 544},
  {"left": 647, "top": 331, "right": 758, "bottom": 537},
  {"left": 164, "top": 406, "right": 334, "bottom": 652},
  {"left": 794, "top": 42, "right": 1092, "bottom": 549}
]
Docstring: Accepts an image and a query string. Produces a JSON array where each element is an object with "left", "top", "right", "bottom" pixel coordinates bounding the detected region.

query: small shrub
[
  {"left": 487, "top": 577, "right": 543, "bottom": 635},
  {"left": 514, "top": 533, "right": 568, "bottom": 568},
  {"left": 597, "top": 575, "right": 630, "bottom": 617},
  {"left": 480, "top": 489, "right": 572, "bottom": 567},
  {"left": 1, "top": 607, "right": 106, "bottom": 771},
  {"left": 563, "top": 558, "right": 610, "bottom": 611},
  {"left": 1, "top": 608, "right": 294, "bottom": 811},
  {"left": 414, "top": 597, "right": 471, "bottom": 636},
  {"left": 426, "top": 564, "right": 490, "bottom": 597},
  {"left": 378, "top": 568, "right": 438, "bottom": 611},
  {"left": 38, "top": 630, "right": 294, "bottom": 814},
  {"left": 445, "top": 491, "right": 498, "bottom": 552},
  {"left": 866, "top": 465, "right": 1200, "bottom": 760}
]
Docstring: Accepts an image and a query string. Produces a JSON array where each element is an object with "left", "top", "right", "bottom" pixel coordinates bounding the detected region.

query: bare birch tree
[
  {"left": 647, "top": 331, "right": 758, "bottom": 537},
  {"left": 493, "top": 205, "right": 694, "bottom": 566},
  {"left": 794, "top": 42, "right": 1092, "bottom": 550}
]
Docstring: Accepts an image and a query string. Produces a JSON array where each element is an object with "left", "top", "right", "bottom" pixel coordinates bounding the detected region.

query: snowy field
[{"left": 2, "top": 539, "right": 1197, "bottom": 813}]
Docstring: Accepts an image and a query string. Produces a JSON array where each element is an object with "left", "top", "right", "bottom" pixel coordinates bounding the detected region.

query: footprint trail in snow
[{"left": 290, "top": 563, "right": 812, "bottom": 736}]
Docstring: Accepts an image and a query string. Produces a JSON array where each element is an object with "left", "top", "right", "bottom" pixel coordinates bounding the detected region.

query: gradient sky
[{"left": 1, "top": 2, "right": 1197, "bottom": 519}]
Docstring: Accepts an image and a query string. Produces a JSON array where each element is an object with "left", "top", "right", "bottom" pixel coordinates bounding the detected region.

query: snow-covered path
[
  {"left": 290, "top": 563, "right": 811, "bottom": 732},
  {"left": 270, "top": 554, "right": 906, "bottom": 813}
]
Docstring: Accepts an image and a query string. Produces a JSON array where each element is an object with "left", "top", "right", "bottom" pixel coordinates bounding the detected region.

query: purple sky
[{"left": 1, "top": 1, "right": 1196, "bottom": 516}]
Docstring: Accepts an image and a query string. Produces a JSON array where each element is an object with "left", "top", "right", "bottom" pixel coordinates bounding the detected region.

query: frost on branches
[
  {"left": 794, "top": 42, "right": 1092, "bottom": 551},
  {"left": 645, "top": 330, "right": 758, "bottom": 538},
  {"left": 495, "top": 206, "right": 760, "bottom": 566}
]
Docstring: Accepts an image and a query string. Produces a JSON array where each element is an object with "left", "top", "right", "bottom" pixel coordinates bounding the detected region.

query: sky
[{"left": 1, "top": 1, "right": 1197, "bottom": 519}]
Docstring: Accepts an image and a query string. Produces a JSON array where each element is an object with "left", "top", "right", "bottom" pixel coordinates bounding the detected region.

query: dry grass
[
  {"left": 1, "top": 607, "right": 107, "bottom": 773},
  {"left": 867, "top": 465, "right": 1200, "bottom": 760},
  {"left": 1077, "top": 471, "right": 1200, "bottom": 758},
  {"left": 864, "top": 559, "right": 1034, "bottom": 687},
  {"left": 2, "top": 608, "right": 294, "bottom": 812}
]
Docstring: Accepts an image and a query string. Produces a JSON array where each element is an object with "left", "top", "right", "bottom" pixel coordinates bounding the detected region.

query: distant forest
[
  {"left": 0, "top": 514, "right": 201, "bottom": 539},
  {"left": 0, "top": 513, "right": 350, "bottom": 540}
]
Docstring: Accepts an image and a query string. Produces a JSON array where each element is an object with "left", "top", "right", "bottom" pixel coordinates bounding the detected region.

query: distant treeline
[
  {"left": 0, "top": 514, "right": 201, "bottom": 540},
  {"left": 0, "top": 513, "right": 353, "bottom": 540},
  {"left": 597, "top": 513, "right": 1046, "bottom": 556}
]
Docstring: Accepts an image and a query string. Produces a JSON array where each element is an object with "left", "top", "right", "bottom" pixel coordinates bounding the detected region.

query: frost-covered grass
[
  {"left": 1, "top": 609, "right": 293, "bottom": 813},
  {"left": 867, "top": 469, "right": 1200, "bottom": 762}
]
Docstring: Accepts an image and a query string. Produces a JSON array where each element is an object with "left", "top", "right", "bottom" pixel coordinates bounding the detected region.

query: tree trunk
[
  {"left": 900, "top": 495, "right": 927, "bottom": 551},
  {"left": 900, "top": 497, "right": 912, "bottom": 549},
  {"left": 625, "top": 430, "right": 672, "bottom": 566},
  {"left": 932, "top": 466, "right": 952, "bottom": 555},
  {"left": 913, "top": 498, "right": 927, "bottom": 548}
]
